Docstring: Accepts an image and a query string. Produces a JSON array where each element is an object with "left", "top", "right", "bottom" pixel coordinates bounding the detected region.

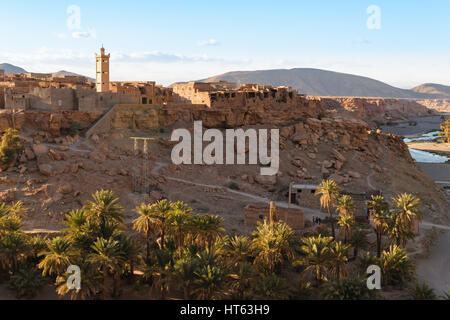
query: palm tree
[
  {"left": 63, "top": 209, "right": 87, "bottom": 234},
  {"left": 300, "top": 235, "right": 333, "bottom": 286},
  {"left": 336, "top": 195, "right": 356, "bottom": 216},
  {"left": 328, "top": 241, "right": 350, "bottom": 280},
  {"left": 133, "top": 203, "right": 157, "bottom": 259},
  {"left": 56, "top": 261, "right": 102, "bottom": 300},
  {"left": 229, "top": 262, "right": 255, "bottom": 299},
  {"left": 220, "top": 235, "right": 251, "bottom": 266},
  {"left": 193, "top": 264, "right": 224, "bottom": 300},
  {"left": 380, "top": 245, "right": 415, "bottom": 287},
  {"left": 38, "top": 237, "right": 74, "bottom": 277},
  {"left": 168, "top": 201, "right": 193, "bottom": 257},
  {"left": 390, "top": 193, "right": 423, "bottom": 247},
  {"left": 193, "top": 215, "right": 225, "bottom": 251},
  {"left": 152, "top": 248, "right": 174, "bottom": 300},
  {"left": 7, "top": 267, "right": 45, "bottom": 299},
  {"left": 172, "top": 257, "right": 199, "bottom": 299},
  {"left": 147, "top": 199, "right": 172, "bottom": 250},
  {"left": 114, "top": 233, "right": 140, "bottom": 282},
  {"left": 0, "top": 231, "right": 29, "bottom": 272},
  {"left": 252, "top": 274, "right": 290, "bottom": 300},
  {"left": 251, "top": 220, "right": 295, "bottom": 274},
  {"left": 367, "top": 195, "right": 390, "bottom": 257},
  {"left": 315, "top": 180, "right": 340, "bottom": 239},
  {"left": 88, "top": 237, "right": 126, "bottom": 299},
  {"left": 0, "top": 214, "right": 23, "bottom": 234},
  {"left": 85, "top": 190, "right": 124, "bottom": 235},
  {"left": 321, "top": 277, "right": 378, "bottom": 300},
  {"left": 349, "top": 227, "right": 369, "bottom": 259},
  {"left": 337, "top": 213, "right": 355, "bottom": 243}
]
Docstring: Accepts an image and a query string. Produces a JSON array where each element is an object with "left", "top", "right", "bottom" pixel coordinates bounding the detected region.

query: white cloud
[
  {"left": 56, "top": 33, "right": 68, "bottom": 39},
  {"left": 72, "top": 29, "right": 96, "bottom": 39},
  {"left": 197, "top": 39, "right": 220, "bottom": 47}
]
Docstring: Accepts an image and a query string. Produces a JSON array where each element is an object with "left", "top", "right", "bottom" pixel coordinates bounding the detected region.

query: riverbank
[
  {"left": 407, "top": 142, "right": 450, "bottom": 157},
  {"left": 381, "top": 114, "right": 449, "bottom": 137}
]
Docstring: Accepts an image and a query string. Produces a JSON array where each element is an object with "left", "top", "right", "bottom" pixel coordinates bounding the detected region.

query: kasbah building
[{"left": 0, "top": 47, "right": 424, "bottom": 234}]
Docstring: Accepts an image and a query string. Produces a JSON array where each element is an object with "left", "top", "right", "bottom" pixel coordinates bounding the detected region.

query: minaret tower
[{"left": 95, "top": 46, "right": 110, "bottom": 92}]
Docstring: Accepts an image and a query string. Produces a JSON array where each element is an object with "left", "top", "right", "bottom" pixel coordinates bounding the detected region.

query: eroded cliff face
[
  {"left": 308, "top": 97, "right": 434, "bottom": 126},
  {"left": 415, "top": 99, "right": 450, "bottom": 113}
]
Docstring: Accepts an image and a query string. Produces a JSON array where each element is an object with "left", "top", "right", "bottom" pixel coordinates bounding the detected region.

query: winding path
[{"left": 152, "top": 162, "right": 327, "bottom": 218}]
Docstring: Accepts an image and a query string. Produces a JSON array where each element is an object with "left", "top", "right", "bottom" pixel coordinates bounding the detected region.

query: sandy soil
[
  {"left": 416, "top": 231, "right": 450, "bottom": 297},
  {"left": 408, "top": 142, "right": 450, "bottom": 156}
]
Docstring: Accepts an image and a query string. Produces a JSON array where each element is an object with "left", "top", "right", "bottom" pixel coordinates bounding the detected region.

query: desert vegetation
[
  {"left": 440, "top": 118, "right": 450, "bottom": 143},
  {"left": 0, "top": 179, "right": 443, "bottom": 300}
]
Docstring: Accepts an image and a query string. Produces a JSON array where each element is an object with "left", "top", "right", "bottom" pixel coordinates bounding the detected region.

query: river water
[{"left": 404, "top": 131, "right": 449, "bottom": 163}]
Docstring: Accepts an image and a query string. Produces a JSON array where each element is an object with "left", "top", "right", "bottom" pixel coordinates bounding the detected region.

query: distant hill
[
  {"left": 52, "top": 70, "right": 94, "bottom": 82},
  {"left": 412, "top": 83, "right": 450, "bottom": 98},
  {"left": 0, "top": 63, "right": 27, "bottom": 75},
  {"left": 0, "top": 64, "right": 94, "bottom": 81},
  {"left": 201, "top": 68, "right": 448, "bottom": 99}
]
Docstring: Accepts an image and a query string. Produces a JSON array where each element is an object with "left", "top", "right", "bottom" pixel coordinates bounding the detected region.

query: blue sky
[{"left": 1, "top": 0, "right": 449, "bottom": 87}]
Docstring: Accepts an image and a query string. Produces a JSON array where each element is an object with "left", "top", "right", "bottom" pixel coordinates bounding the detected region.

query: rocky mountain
[
  {"left": 0, "top": 64, "right": 93, "bottom": 81},
  {"left": 0, "top": 63, "right": 27, "bottom": 75},
  {"left": 52, "top": 70, "right": 94, "bottom": 81},
  {"left": 201, "top": 68, "right": 448, "bottom": 99},
  {"left": 412, "top": 83, "right": 450, "bottom": 98}
]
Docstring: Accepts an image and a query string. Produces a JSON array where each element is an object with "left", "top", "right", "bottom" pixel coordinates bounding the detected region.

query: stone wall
[{"left": 244, "top": 203, "right": 305, "bottom": 230}]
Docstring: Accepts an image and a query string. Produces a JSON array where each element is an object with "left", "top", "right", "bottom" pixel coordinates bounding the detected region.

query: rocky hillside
[{"left": 1, "top": 98, "right": 447, "bottom": 233}]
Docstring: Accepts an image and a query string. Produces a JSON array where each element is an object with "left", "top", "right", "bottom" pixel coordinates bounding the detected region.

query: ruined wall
[
  {"left": 295, "top": 189, "right": 322, "bottom": 211},
  {"left": 244, "top": 203, "right": 305, "bottom": 230},
  {"left": 0, "top": 89, "right": 5, "bottom": 109},
  {"left": 0, "top": 109, "right": 103, "bottom": 136},
  {"left": 30, "top": 87, "right": 77, "bottom": 111}
]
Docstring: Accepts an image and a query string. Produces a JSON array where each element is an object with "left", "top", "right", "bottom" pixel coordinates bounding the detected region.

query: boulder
[
  {"left": 348, "top": 171, "right": 361, "bottom": 179},
  {"left": 89, "top": 151, "right": 107, "bottom": 163},
  {"left": 254, "top": 175, "right": 277, "bottom": 186},
  {"left": 332, "top": 149, "right": 346, "bottom": 163},
  {"left": 24, "top": 147, "right": 36, "bottom": 160},
  {"left": 328, "top": 174, "right": 346, "bottom": 184},
  {"left": 57, "top": 182, "right": 73, "bottom": 195},
  {"left": 149, "top": 191, "right": 163, "bottom": 202},
  {"left": 322, "top": 160, "right": 333, "bottom": 169},
  {"left": 0, "top": 189, "right": 15, "bottom": 202},
  {"left": 39, "top": 164, "right": 53, "bottom": 177},
  {"left": 33, "top": 144, "right": 49, "bottom": 155}
]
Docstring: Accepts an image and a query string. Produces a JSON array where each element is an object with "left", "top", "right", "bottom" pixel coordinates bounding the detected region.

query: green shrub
[
  {"left": 227, "top": 182, "right": 239, "bottom": 190},
  {"left": 68, "top": 121, "right": 84, "bottom": 137},
  {"left": 321, "top": 277, "right": 379, "bottom": 300},
  {"left": 7, "top": 267, "right": 46, "bottom": 299},
  {"left": 410, "top": 282, "right": 437, "bottom": 300},
  {"left": 0, "top": 128, "right": 21, "bottom": 165}
]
